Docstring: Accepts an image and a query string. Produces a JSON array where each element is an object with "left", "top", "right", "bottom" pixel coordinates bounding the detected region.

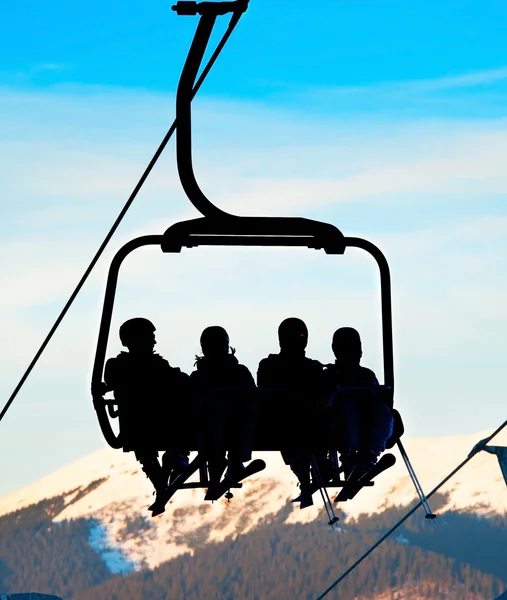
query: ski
[
  {"left": 334, "top": 453, "right": 396, "bottom": 503},
  {"left": 204, "top": 458, "right": 266, "bottom": 502},
  {"left": 291, "top": 477, "right": 341, "bottom": 505},
  {"left": 150, "top": 460, "right": 199, "bottom": 517}
]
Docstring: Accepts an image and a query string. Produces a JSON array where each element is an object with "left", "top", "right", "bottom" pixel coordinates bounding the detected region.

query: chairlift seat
[{"left": 105, "top": 387, "right": 337, "bottom": 453}]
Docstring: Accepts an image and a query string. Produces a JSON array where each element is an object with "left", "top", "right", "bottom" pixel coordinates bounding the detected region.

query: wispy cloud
[
  {"left": 0, "top": 63, "right": 71, "bottom": 87},
  {"left": 32, "top": 63, "right": 69, "bottom": 72},
  {"left": 296, "top": 66, "right": 507, "bottom": 118},
  {"left": 2, "top": 86, "right": 507, "bottom": 229},
  {"left": 412, "top": 66, "right": 507, "bottom": 92},
  {"left": 318, "top": 66, "right": 507, "bottom": 97}
]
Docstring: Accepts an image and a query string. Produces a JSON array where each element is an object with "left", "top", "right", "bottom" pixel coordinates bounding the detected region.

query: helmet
[
  {"left": 332, "top": 327, "right": 362, "bottom": 357},
  {"left": 200, "top": 326, "right": 230, "bottom": 357},
  {"left": 278, "top": 317, "right": 308, "bottom": 351},
  {"left": 119, "top": 317, "right": 156, "bottom": 347}
]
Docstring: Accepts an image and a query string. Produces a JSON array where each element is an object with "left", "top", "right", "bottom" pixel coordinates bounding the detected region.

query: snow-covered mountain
[{"left": 1, "top": 429, "right": 506, "bottom": 574}]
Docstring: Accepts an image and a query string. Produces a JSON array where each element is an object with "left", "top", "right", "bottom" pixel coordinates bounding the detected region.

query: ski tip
[
  {"left": 300, "top": 497, "right": 314, "bottom": 509},
  {"left": 384, "top": 452, "right": 396, "bottom": 465},
  {"left": 334, "top": 491, "right": 348, "bottom": 503},
  {"left": 204, "top": 488, "right": 220, "bottom": 502},
  {"left": 150, "top": 505, "right": 166, "bottom": 517}
]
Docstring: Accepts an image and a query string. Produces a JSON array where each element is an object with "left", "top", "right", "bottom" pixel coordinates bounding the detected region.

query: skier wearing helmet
[
  {"left": 190, "top": 326, "right": 259, "bottom": 498},
  {"left": 257, "top": 318, "right": 323, "bottom": 390},
  {"left": 257, "top": 317, "right": 330, "bottom": 508},
  {"left": 325, "top": 327, "right": 394, "bottom": 481},
  {"left": 104, "top": 317, "right": 190, "bottom": 501}
]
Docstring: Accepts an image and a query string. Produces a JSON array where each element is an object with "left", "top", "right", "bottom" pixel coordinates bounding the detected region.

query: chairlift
[{"left": 91, "top": 1, "right": 428, "bottom": 520}]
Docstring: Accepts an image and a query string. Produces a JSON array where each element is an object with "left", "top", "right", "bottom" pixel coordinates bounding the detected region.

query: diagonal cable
[
  {"left": 314, "top": 419, "right": 507, "bottom": 600},
  {"left": 0, "top": 9, "right": 247, "bottom": 425}
]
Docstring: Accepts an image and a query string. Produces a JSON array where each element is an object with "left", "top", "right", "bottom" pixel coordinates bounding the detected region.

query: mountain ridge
[{"left": 1, "top": 429, "right": 506, "bottom": 573}]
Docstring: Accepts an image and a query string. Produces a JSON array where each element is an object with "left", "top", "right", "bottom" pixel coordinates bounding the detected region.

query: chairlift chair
[{"left": 91, "top": 1, "right": 412, "bottom": 514}]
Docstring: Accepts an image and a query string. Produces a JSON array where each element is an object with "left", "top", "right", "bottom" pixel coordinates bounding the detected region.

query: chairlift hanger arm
[
  {"left": 175, "top": 2, "right": 246, "bottom": 220},
  {"left": 173, "top": 0, "right": 347, "bottom": 248},
  {"left": 161, "top": 219, "right": 346, "bottom": 254}
]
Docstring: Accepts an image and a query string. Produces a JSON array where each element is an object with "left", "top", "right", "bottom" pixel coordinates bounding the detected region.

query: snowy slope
[{"left": 0, "top": 429, "right": 506, "bottom": 571}]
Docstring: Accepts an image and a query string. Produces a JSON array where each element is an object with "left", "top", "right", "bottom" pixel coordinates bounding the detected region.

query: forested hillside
[
  {"left": 0, "top": 489, "right": 505, "bottom": 599},
  {"left": 0, "top": 483, "right": 112, "bottom": 598}
]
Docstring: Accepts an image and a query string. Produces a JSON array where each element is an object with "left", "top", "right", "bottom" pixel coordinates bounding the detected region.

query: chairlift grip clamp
[{"left": 172, "top": 1, "right": 248, "bottom": 17}]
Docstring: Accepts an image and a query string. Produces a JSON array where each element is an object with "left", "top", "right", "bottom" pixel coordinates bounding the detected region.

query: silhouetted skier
[
  {"left": 257, "top": 317, "right": 329, "bottom": 507},
  {"left": 257, "top": 318, "right": 324, "bottom": 391},
  {"left": 104, "top": 318, "right": 190, "bottom": 500},
  {"left": 190, "top": 326, "right": 257, "bottom": 498},
  {"left": 326, "top": 327, "right": 394, "bottom": 481}
]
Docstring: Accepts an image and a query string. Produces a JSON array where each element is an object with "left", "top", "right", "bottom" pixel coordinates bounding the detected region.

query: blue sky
[
  {"left": 2, "top": 1, "right": 507, "bottom": 93},
  {"left": 0, "top": 1, "right": 506, "bottom": 496}
]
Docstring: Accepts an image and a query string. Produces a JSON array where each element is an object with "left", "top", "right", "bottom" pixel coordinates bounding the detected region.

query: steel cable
[
  {"left": 0, "top": 8, "right": 247, "bottom": 425},
  {"left": 314, "top": 419, "right": 507, "bottom": 600}
]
